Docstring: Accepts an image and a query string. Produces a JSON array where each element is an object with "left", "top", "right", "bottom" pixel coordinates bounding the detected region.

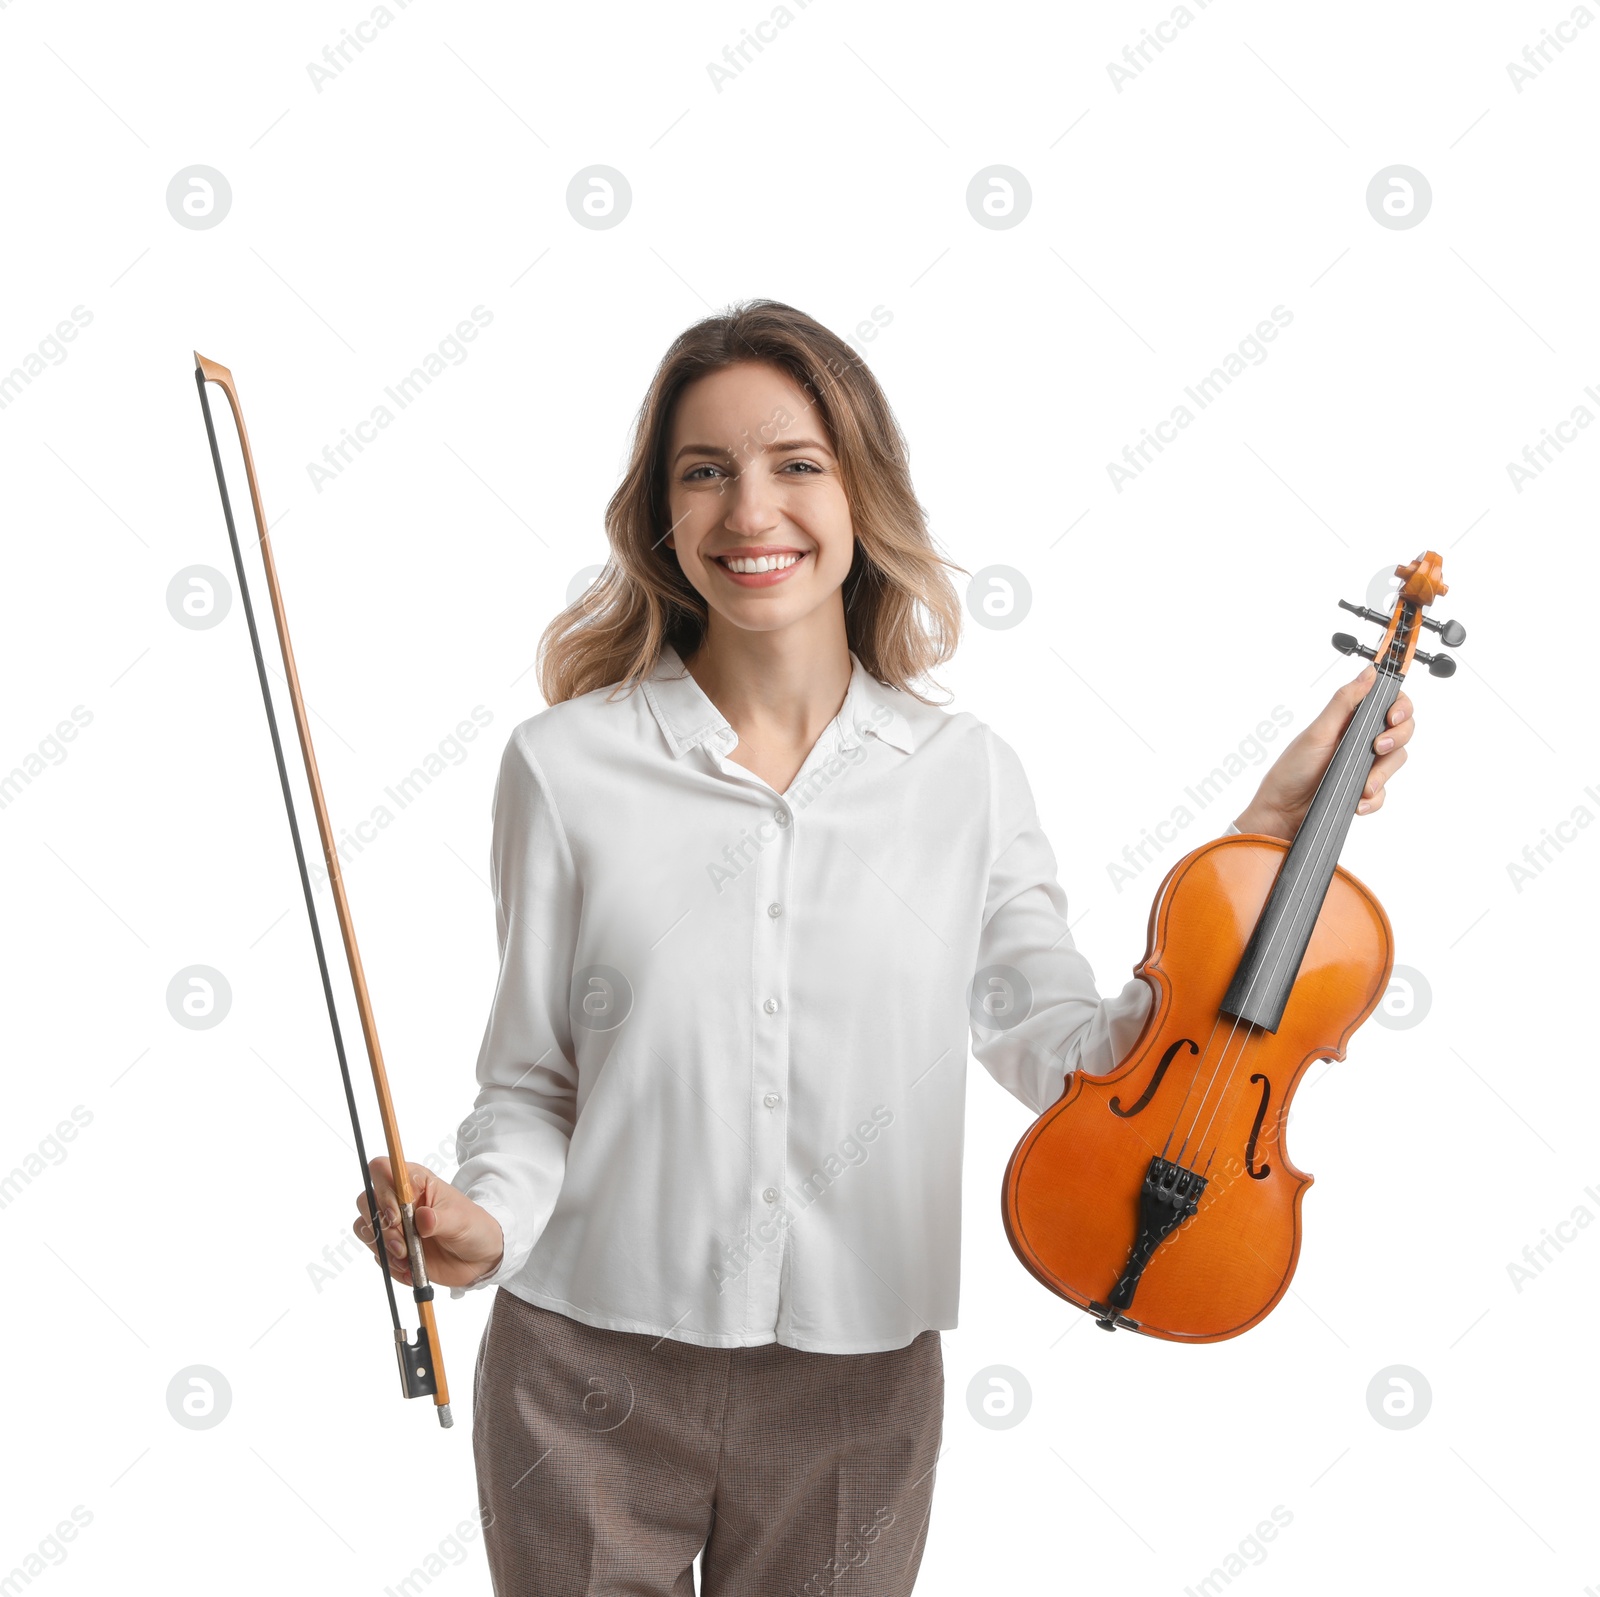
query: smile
[{"left": 711, "top": 551, "right": 808, "bottom": 586}]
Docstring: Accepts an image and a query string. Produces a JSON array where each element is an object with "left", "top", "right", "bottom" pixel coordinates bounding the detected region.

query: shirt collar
[{"left": 641, "top": 643, "right": 915, "bottom": 760}]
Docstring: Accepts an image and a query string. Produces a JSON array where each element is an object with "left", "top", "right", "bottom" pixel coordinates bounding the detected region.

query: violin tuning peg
[
  {"left": 1416, "top": 649, "right": 1456, "bottom": 678},
  {"left": 1422, "top": 616, "right": 1466, "bottom": 647},
  {"left": 1332, "top": 631, "right": 1378, "bottom": 662},
  {"left": 1337, "top": 599, "right": 1391, "bottom": 628}
]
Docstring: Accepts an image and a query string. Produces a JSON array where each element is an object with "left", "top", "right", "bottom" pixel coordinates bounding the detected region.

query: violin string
[
  {"left": 1157, "top": 1010, "right": 1226, "bottom": 1162},
  {"left": 1179, "top": 623, "right": 1406, "bottom": 1175},
  {"left": 1181, "top": 663, "right": 1396, "bottom": 1170},
  {"left": 1159, "top": 620, "right": 1404, "bottom": 1172}
]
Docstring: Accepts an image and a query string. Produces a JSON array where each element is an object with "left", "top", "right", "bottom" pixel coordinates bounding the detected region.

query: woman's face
[{"left": 664, "top": 361, "right": 854, "bottom": 640}]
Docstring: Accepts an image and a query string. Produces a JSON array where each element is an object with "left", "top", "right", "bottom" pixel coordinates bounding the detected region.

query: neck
[
  {"left": 681, "top": 609, "right": 852, "bottom": 746},
  {"left": 1221, "top": 658, "right": 1407, "bottom": 1032}
]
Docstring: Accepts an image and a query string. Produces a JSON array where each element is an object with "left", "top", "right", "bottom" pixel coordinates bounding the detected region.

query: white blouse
[{"left": 451, "top": 643, "right": 1238, "bottom": 1353}]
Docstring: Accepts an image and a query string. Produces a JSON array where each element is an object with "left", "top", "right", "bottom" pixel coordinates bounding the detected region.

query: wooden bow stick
[{"left": 193, "top": 352, "right": 452, "bottom": 1427}]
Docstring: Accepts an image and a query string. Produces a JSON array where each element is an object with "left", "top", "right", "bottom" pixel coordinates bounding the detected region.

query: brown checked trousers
[{"left": 473, "top": 1290, "right": 945, "bottom": 1595}]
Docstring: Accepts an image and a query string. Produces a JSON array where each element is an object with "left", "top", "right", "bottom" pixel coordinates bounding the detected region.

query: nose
[{"left": 718, "top": 465, "right": 783, "bottom": 536}]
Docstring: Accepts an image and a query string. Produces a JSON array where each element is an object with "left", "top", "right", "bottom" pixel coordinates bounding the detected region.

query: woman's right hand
[{"left": 353, "top": 1157, "right": 505, "bottom": 1290}]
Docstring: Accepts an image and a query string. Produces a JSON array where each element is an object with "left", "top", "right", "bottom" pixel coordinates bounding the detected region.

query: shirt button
[
  {"left": 763, "top": 1092, "right": 780, "bottom": 1107},
  {"left": 774, "top": 809, "right": 790, "bottom": 828},
  {"left": 763, "top": 997, "right": 779, "bottom": 1015},
  {"left": 767, "top": 902, "right": 783, "bottom": 918},
  {"left": 763, "top": 1187, "right": 780, "bottom": 1203}
]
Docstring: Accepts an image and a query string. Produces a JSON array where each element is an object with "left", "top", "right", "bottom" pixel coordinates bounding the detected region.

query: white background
[{"left": 1, "top": 1, "right": 1595, "bottom": 1593}]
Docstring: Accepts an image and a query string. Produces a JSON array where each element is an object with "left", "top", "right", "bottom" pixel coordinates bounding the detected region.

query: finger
[
  {"left": 367, "top": 1156, "right": 406, "bottom": 1244},
  {"left": 1366, "top": 745, "right": 1408, "bottom": 791},
  {"left": 1372, "top": 713, "right": 1415, "bottom": 755},
  {"left": 1356, "top": 786, "right": 1387, "bottom": 815},
  {"left": 369, "top": 1156, "right": 397, "bottom": 1216}
]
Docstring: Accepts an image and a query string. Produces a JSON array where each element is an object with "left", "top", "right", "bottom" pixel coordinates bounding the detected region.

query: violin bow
[{"left": 193, "top": 352, "right": 452, "bottom": 1428}]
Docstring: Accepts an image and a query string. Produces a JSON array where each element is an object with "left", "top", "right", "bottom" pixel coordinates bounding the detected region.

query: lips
[{"left": 710, "top": 549, "right": 810, "bottom": 587}]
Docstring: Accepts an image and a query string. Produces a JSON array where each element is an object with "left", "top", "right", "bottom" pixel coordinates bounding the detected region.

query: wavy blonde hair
[{"left": 536, "top": 299, "right": 966, "bottom": 707}]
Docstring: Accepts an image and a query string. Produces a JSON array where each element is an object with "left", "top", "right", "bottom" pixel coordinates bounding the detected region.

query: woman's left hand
[{"left": 1234, "top": 664, "right": 1415, "bottom": 841}]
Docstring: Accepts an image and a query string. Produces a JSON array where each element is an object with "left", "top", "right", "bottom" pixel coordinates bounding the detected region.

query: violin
[{"left": 1001, "top": 552, "right": 1463, "bottom": 1341}]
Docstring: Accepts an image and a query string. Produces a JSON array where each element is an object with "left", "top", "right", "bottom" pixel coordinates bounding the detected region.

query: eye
[
  {"left": 682, "top": 463, "right": 725, "bottom": 483},
  {"left": 783, "top": 459, "right": 822, "bottom": 474}
]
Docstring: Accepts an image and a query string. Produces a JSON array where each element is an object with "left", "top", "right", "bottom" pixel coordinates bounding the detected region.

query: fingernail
[{"left": 1375, "top": 736, "right": 1394, "bottom": 752}]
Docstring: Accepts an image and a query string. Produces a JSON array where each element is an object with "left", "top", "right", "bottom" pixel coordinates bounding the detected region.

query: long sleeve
[
  {"left": 969, "top": 729, "right": 1241, "bottom": 1115},
  {"left": 449, "top": 724, "right": 581, "bottom": 1295}
]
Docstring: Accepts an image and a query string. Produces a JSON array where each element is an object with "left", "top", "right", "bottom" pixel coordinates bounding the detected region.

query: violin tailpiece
[{"left": 1092, "top": 1156, "right": 1208, "bottom": 1332}]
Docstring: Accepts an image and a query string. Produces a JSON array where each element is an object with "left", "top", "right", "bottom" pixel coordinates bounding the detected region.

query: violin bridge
[{"left": 1093, "top": 1156, "right": 1208, "bottom": 1332}]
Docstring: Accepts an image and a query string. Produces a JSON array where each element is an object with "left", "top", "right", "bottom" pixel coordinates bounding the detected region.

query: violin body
[{"left": 1002, "top": 833, "right": 1393, "bottom": 1342}]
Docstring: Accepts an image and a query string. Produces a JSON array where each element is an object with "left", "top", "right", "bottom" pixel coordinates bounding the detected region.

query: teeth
[{"left": 721, "top": 553, "right": 802, "bottom": 574}]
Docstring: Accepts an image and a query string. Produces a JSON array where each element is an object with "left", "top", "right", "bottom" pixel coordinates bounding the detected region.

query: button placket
[{"left": 749, "top": 796, "right": 795, "bottom": 1331}]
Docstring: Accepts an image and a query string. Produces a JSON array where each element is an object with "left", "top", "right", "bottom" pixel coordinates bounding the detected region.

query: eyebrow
[{"left": 671, "top": 438, "right": 832, "bottom": 466}]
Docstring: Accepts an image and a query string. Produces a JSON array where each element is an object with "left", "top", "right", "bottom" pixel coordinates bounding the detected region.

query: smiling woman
[{"left": 353, "top": 298, "right": 1417, "bottom": 1597}]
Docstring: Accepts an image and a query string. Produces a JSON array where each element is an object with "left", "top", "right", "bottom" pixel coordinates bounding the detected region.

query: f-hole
[
  {"left": 1110, "top": 1036, "right": 1198, "bottom": 1118},
  {"left": 1245, "top": 1072, "right": 1271, "bottom": 1179}
]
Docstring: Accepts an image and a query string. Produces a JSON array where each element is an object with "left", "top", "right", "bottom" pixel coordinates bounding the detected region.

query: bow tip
[{"left": 193, "top": 350, "right": 233, "bottom": 386}]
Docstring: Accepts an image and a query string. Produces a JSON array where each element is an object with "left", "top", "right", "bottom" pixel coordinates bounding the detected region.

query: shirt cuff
[{"left": 447, "top": 1193, "right": 519, "bottom": 1301}]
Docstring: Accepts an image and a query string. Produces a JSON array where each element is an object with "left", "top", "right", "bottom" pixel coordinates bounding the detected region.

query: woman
[{"left": 354, "top": 300, "right": 1414, "bottom": 1595}]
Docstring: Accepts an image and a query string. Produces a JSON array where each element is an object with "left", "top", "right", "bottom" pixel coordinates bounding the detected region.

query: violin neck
[{"left": 1219, "top": 665, "right": 1405, "bottom": 1032}]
